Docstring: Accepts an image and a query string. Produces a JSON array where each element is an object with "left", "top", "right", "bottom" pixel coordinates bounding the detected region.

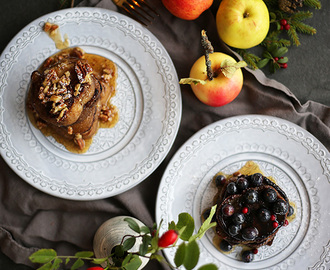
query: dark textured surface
[{"left": 0, "top": 1, "right": 329, "bottom": 269}]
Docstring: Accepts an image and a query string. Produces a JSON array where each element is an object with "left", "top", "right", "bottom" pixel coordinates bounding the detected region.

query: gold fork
[{"left": 112, "top": 0, "right": 159, "bottom": 26}]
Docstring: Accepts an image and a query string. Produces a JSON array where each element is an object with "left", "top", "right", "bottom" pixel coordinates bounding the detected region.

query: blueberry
[
  {"left": 232, "top": 213, "right": 245, "bottom": 225},
  {"left": 257, "top": 208, "right": 271, "bottom": 222},
  {"left": 263, "top": 188, "right": 277, "bottom": 203},
  {"left": 226, "top": 182, "right": 237, "bottom": 194},
  {"left": 242, "top": 227, "right": 259, "bottom": 241},
  {"left": 219, "top": 240, "right": 232, "bottom": 252},
  {"left": 288, "top": 205, "right": 294, "bottom": 217},
  {"left": 228, "top": 224, "right": 241, "bottom": 236},
  {"left": 241, "top": 250, "right": 254, "bottom": 263},
  {"left": 244, "top": 190, "right": 258, "bottom": 204},
  {"left": 215, "top": 174, "right": 226, "bottom": 187},
  {"left": 237, "top": 177, "right": 249, "bottom": 190},
  {"left": 250, "top": 173, "right": 263, "bottom": 187},
  {"left": 222, "top": 204, "right": 235, "bottom": 217},
  {"left": 273, "top": 200, "right": 289, "bottom": 215}
]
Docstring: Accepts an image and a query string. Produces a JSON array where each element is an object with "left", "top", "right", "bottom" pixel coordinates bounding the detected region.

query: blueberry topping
[
  {"left": 288, "top": 205, "right": 294, "bottom": 217},
  {"left": 236, "top": 177, "right": 249, "bottom": 190},
  {"left": 250, "top": 173, "right": 263, "bottom": 187},
  {"left": 215, "top": 174, "right": 226, "bottom": 187},
  {"left": 257, "top": 208, "right": 271, "bottom": 222},
  {"left": 242, "top": 227, "right": 259, "bottom": 241},
  {"left": 244, "top": 190, "right": 258, "bottom": 204},
  {"left": 228, "top": 224, "right": 241, "bottom": 236},
  {"left": 219, "top": 240, "right": 232, "bottom": 252},
  {"left": 273, "top": 200, "right": 289, "bottom": 215},
  {"left": 263, "top": 188, "right": 277, "bottom": 203},
  {"left": 222, "top": 204, "right": 235, "bottom": 217},
  {"left": 226, "top": 182, "right": 237, "bottom": 195},
  {"left": 242, "top": 250, "right": 254, "bottom": 263},
  {"left": 232, "top": 213, "right": 245, "bottom": 225}
]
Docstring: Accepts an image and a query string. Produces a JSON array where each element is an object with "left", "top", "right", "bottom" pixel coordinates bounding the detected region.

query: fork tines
[{"left": 119, "top": 0, "right": 159, "bottom": 26}]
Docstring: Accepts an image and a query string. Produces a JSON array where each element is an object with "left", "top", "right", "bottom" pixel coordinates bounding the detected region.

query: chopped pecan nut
[
  {"left": 74, "top": 134, "right": 85, "bottom": 150},
  {"left": 75, "top": 60, "right": 93, "bottom": 84},
  {"left": 49, "top": 95, "right": 62, "bottom": 103},
  {"left": 67, "top": 126, "right": 73, "bottom": 135},
  {"left": 72, "top": 47, "right": 85, "bottom": 58},
  {"left": 74, "top": 84, "right": 81, "bottom": 96},
  {"left": 99, "top": 105, "right": 115, "bottom": 122}
]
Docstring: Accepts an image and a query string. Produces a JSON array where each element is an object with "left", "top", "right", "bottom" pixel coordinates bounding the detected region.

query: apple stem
[{"left": 201, "top": 30, "right": 214, "bottom": 81}]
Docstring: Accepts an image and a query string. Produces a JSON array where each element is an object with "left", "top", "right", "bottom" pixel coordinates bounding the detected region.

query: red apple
[
  {"left": 162, "top": 0, "right": 213, "bottom": 20},
  {"left": 182, "top": 53, "right": 245, "bottom": 107}
]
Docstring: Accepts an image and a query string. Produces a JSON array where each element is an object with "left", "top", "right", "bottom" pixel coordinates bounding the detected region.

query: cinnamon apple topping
[{"left": 27, "top": 47, "right": 118, "bottom": 153}]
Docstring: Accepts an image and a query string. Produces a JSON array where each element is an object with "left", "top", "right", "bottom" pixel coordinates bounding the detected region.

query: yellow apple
[
  {"left": 162, "top": 0, "right": 213, "bottom": 20},
  {"left": 216, "top": 0, "right": 269, "bottom": 49},
  {"left": 188, "top": 53, "right": 244, "bottom": 107}
]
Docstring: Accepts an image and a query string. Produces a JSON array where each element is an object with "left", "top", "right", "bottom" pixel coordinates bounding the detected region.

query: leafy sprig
[
  {"left": 237, "top": 0, "right": 321, "bottom": 73},
  {"left": 29, "top": 206, "right": 217, "bottom": 270}
]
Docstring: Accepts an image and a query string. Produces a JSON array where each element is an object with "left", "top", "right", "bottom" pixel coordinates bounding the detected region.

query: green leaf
[
  {"left": 123, "top": 255, "right": 142, "bottom": 270},
  {"left": 36, "top": 262, "right": 53, "bottom": 270},
  {"left": 174, "top": 243, "right": 186, "bottom": 267},
  {"left": 179, "top": 78, "right": 207, "bottom": 85},
  {"left": 198, "top": 263, "right": 218, "bottom": 270},
  {"left": 176, "top": 213, "right": 195, "bottom": 241},
  {"left": 123, "top": 237, "right": 136, "bottom": 251},
  {"left": 71, "top": 258, "right": 84, "bottom": 270},
  {"left": 150, "top": 254, "right": 164, "bottom": 262},
  {"left": 220, "top": 59, "right": 247, "bottom": 78},
  {"left": 277, "top": 57, "right": 288, "bottom": 64},
  {"left": 183, "top": 240, "right": 200, "bottom": 270},
  {"left": 65, "top": 258, "right": 70, "bottom": 265},
  {"left": 273, "top": 47, "right": 288, "bottom": 57},
  {"left": 140, "top": 226, "right": 150, "bottom": 234},
  {"left": 124, "top": 218, "right": 141, "bottom": 233},
  {"left": 29, "top": 249, "right": 57, "bottom": 264},
  {"left": 269, "top": 12, "right": 276, "bottom": 21},
  {"left": 190, "top": 205, "right": 217, "bottom": 242},
  {"left": 122, "top": 253, "right": 133, "bottom": 266},
  {"left": 51, "top": 258, "right": 62, "bottom": 270},
  {"left": 114, "top": 245, "right": 125, "bottom": 257},
  {"left": 91, "top": 257, "right": 108, "bottom": 264},
  {"left": 139, "top": 234, "right": 151, "bottom": 256},
  {"left": 262, "top": 51, "right": 273, "bottom": 59},
  {"left": 257, "top": 58, "right": 270, "bottom": 69},
  {"left": 74, "top": 251, "right": 94, "bottom": 258}
]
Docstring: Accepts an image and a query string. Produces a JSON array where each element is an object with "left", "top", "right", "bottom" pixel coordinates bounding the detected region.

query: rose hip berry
[
  {"left": 273, "top": 221, "right": 279, "bottom": 228},
  {"left": 86, "top": 267, "right": 104, "bottom": 270},
  {"left": 284, "top": 24, "right": 291, "bottom": 30},
  {"left": 242, "top": 207, "right": 249, "bottom": 214},
  {"left": 158, "top": 230, "right": 178, "bottom": 248},
  {"left": 280, "top": 19, "right": 287, "bottom": 25}
]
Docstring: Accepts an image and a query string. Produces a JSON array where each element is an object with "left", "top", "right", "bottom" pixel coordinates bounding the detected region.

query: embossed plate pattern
[
  {"left": 156, "top": 115, "right": 329, "bottom": 270},
  {"left": 0, "top": 8, "right": 181, "bottom": 200}
]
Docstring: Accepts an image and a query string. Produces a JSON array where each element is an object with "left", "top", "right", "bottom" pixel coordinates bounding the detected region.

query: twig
[{"left": 201, "top": 30, "right": 214, "bottom": 80}]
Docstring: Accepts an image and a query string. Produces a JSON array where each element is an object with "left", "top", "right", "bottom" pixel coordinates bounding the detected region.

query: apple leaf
[
  {"left": 220, "top": 59, "right": 247, "bottom": 78},
  {"left": 179, "top": 78, "right": 207, "bottom": 85}
]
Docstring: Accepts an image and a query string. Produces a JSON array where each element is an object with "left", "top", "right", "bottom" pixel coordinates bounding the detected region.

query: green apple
[
  {"left": 183, "top": 52, "right": 245, "bottom": 107},
  {"left": 162, "top": 0, "right": 213, "bottom": 20},
  {"left": 216, "top": 0, "right": 269, "bottom": 49}
]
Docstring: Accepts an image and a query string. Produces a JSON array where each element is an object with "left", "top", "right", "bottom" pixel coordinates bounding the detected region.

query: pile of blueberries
[{"left": 213, "top": 173, "right": 294, "bottom": 263}]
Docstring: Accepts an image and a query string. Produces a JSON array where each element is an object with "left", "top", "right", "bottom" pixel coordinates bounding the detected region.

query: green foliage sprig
[
  {"left": 237, "top": 0, "right": 321, "bottom": 73},
  {"left": 29, "top": 206, "right": 217, "bottom": 270}
]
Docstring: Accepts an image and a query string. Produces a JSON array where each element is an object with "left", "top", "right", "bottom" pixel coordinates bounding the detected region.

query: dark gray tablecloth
[{"left": 0, "top": 0, "right": 329, "bottom": 269}]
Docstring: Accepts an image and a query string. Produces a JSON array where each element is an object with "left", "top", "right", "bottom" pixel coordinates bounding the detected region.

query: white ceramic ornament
[{"left": 93, "top": 216, "right": 149, "bottom": 269}]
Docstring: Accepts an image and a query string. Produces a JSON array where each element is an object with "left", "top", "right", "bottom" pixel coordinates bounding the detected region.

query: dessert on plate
[
  {"left": 208, "top": 161, "right": 295, "bottom": 262},
  {"left": 27, "top": 46, "right": 118, "bottom": 153}
]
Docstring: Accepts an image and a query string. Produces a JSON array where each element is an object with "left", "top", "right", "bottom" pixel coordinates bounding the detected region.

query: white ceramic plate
[
  {"left": 0, "top": 8, "right": 181, "bottom": 200},
  {"left": 156, "top": 115, "right": 330, "bottom": 270}
]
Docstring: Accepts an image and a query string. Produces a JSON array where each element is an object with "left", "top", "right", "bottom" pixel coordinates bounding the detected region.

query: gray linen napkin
[{"left": 0, "top": 0, "right": 329, "bottom": 269}]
